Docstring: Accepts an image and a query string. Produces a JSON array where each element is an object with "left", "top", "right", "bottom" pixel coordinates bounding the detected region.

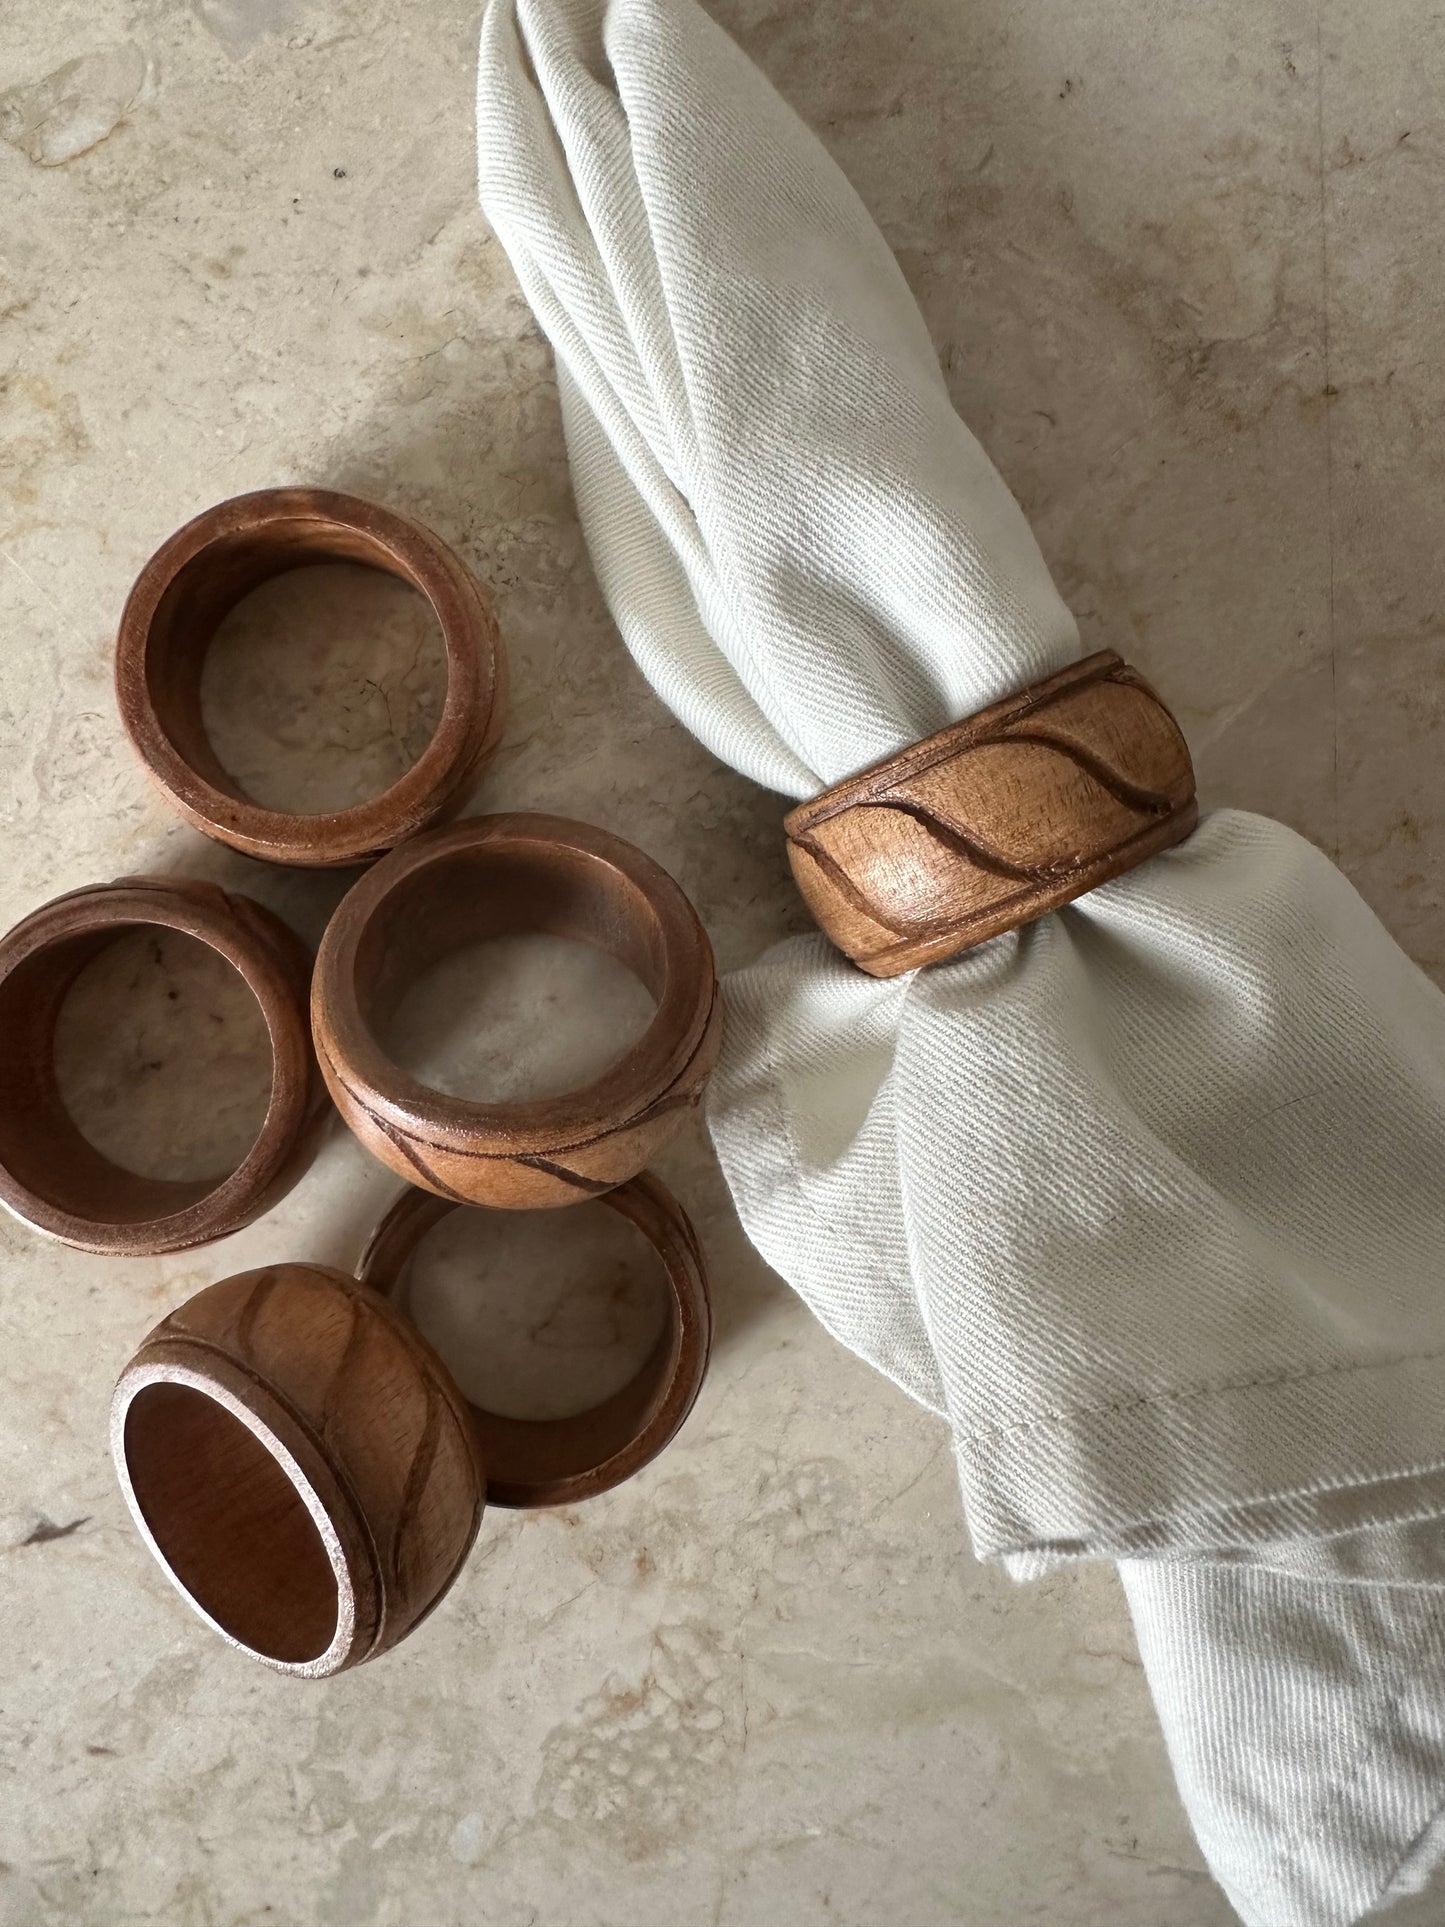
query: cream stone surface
[{"left": 0, "top": 2, "right": 1440, "bottom": 1923}]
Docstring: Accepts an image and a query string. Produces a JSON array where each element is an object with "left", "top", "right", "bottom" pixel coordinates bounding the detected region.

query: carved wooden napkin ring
[
  {"left": 0, "top": 877, "right": 327, "bottom": 1255},
  {"left": 357, "top": 1170, "right": 711, "bottom": 1506},
  {"left": 784, "top": 650, "right": 1197, "bottom": 977},
  {"left": 313, "top": 813, "right": 721, "bottom": 1209},
  {"left": 111, "top": 1263, "right": 483, "bottom": 1676},
  {"left": 115, "top": 487, "right": 507, "bottom": 867}
]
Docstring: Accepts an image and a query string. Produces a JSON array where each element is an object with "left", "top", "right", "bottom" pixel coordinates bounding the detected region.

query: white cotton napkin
[{"left": 475, "top": 3, "right": 1445, "bottom": 1919}]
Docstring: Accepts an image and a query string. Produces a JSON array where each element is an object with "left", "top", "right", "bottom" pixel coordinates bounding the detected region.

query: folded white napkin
[{"left": 475, "top": 3, "right": 1445, "bottom": 1918}]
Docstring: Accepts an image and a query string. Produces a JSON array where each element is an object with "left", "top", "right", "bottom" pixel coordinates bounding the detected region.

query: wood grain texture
[
  {"left": 0, "top": 876, "right": 329, "bottom": 1254},
  {"left": 357, "top": 1171, "right": 712, "bottom": 1507},
  {"left": 312, "top": 813, "right": 722, "bottom": 1209},
  {"left": 784, "top": 650, "right": 1197, "bottom": 976},
  {"left": 111, "top": 1263, "right": 484, "bottom": 1677},
  {"left": 115, "top": 487, "right": 507, "bottom": 867}
]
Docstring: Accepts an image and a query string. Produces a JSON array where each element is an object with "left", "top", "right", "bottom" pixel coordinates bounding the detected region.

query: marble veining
[{"left": 2, "top": 0, "right": 1442, "bottom": 1922}]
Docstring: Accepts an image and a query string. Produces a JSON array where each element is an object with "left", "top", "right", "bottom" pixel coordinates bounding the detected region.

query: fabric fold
[{"left": 476, "top": 2, "right": 1445, "bottom": 1918}]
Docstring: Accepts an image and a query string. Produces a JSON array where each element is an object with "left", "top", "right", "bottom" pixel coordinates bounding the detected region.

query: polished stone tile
[{"left": 1, "top": 0, "right": 1437, "bottom": 1922}]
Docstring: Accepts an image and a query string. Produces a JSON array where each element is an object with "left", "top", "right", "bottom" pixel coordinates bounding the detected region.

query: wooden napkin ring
[
  {"left": 111, "top": 1263, "right": 484, "bottom": 1676},
  {"left": 0, "top": 877, "right": 327, "bottom": 1255},
  {"left": 312, "top": 813, "right": 721, "bottom": 1209},
  {"left": 784, "top": 650, "right": 1197, "bottom": 977},
  {"left": 115, "top": 487, "right": 507, "bottom": 868},
  {"left": 357, "top": 1171, "right": 711, "bottom": 1507}
]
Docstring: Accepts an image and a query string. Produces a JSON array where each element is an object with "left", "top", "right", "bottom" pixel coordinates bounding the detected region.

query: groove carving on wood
[
  {"left": 111, "top": 1263, "right": 484, "bottom": 1677},
  {"left": 312, "top": 813, "right": 721, "bottom": 1209},
  {"left": 784, "top": 650, "right": 1197, "bottom": 976}
]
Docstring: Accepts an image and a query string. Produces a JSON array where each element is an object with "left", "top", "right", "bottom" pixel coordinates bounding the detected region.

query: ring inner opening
[
  {"left": 401, "top": 1197, "right": 671, "bottom": 1422},
  {"left": 0, "top": 926, "right": 275, "bottom": 1223},
  {"left": 471, "top": 1319, "right": 678, "bottom": 1497},
  {"left": 124, "top": 1381, "right": 339, "bottom": 1665},
  {"left": 359, "top": 846, "right": 664, "bottom": 1105},
  {"left": 146, "top": 525, "right": 448, "bottom": 817}
]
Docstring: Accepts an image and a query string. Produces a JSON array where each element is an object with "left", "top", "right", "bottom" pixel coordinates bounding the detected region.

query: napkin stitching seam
[{"left": 959, "top": 1342, "right": 1445, "bottom": 1442}]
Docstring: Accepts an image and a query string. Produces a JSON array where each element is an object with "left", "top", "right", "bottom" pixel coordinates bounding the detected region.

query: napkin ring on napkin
[{"left": 784, "top": 650, "right": 1196, "bottom": 976}]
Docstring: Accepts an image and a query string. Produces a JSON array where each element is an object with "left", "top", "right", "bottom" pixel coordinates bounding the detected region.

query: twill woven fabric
[{"left": 475, "top": 1, "right": 1445, "bottom": 1918}]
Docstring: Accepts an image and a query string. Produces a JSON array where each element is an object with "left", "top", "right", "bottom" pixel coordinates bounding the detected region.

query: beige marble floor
[{"left": 2, "top": 1, "right": 1443, "bottom": 1923}]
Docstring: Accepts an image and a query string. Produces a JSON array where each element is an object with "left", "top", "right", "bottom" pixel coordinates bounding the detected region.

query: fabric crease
[{"left": 476, "top": 2, "right": 1445, "bottom": 1918}]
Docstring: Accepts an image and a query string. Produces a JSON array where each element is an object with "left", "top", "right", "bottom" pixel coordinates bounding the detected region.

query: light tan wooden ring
[
  {"left": 115, "top": 487, "right": 507, "bottom": 867},
  {"left": 356, "top": 1172, "right": 711, "bottom": 1507},
  {"left": 0, "top": 877, "right": 328, "bottom": 1255},
  {"left": 312, "top": 813, "right": 721, "bottom": 1209},
  {"left": 784, "top": 650, "right": 1197, "bottom": 978},
  {"left": 112, "top": 1264, "right": 484, "bottom": 1677}
]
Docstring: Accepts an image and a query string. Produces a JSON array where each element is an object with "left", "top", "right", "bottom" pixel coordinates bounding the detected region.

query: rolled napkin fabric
[{"left": 475, "top": 2, "right": 1445, "bottom": 1920}]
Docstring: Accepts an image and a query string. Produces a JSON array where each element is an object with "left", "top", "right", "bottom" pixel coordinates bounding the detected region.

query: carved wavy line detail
[
  {"left": 794, "top": 729, "right": 1189, "bottom": 937},
  {"left": 370, "top": 1111, "right": 474, "bottom": 1203},
  {"left": 319, "top": 1290, "right": 366, "bottom": 1440},
  {"left": 790, "top": 828, "right": 919, "bottom": 938},
  {"left": 850, "top": 797, "right": 1050, "bottom": 882},
  {"left": 793, "top": 793, "right": 1060, "bottom": 940},
  {"left": 391, "top": 1380, "right": 444, "bottom": 1595},
  {"left": 793, "top": 669, "right": 1186, "bottom": 830},
  {"left": 851, "top": 803, "right": 1199, "bottom": 967},
  {"left": 514, "top": 1155, "right": 616, "bottom": 1195},
  {"left": 317, "top": 1037, "right": 690, "bottom": 1167},
  {"left": 984, "top": 725, "right": 1184, "bottom": 814},
  {"left": 234, "top": 1269, "right": 279, "bottom": 1353}
]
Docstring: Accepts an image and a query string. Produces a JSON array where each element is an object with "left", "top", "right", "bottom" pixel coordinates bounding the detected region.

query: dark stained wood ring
[
  {"left": 115, "top": 487, "right": 507, "bottom": 867},
  {"left": 112, "top": 1263, "right": 484, "bottom": 1676},
  {"left": 0, "top": 876, "right": 328, "bottom": 1255},
  {"left": 312, "top": 813, "right": 721, "bottom": 1209},
  {"left": 356, "top": 1172, "right": 712, "bottom": 1507},
  {"left": 785, "top": 650, "right": 1197, "bottom": 976}
]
